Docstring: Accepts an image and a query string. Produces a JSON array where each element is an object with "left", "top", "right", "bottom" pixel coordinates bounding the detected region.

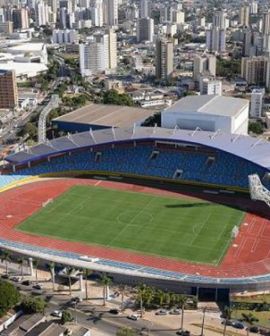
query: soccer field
[{"left": 17, "top": 185, "right": 244, "bottom": 265}]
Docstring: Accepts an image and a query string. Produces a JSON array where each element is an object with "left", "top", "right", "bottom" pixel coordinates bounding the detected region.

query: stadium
[{"left": 0, "top": 126, "right": 270, "bottom": 300}]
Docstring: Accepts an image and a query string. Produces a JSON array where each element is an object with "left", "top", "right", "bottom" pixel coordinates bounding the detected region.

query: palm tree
[
  {"left": 83, "top": 269, "right": 92, "bottom": 301},
  {"left": 179, "top": 295, "right": 189, "bottom": 332},
  {"left": 241, "top": 312, "right": 259, "bottom": 336},
  {"left": 66, "top": 267, "right": 74, "bottom": 296},
  {"left": 223, "top": 306, "right": 232, "bottom": 336},
  {"left": 18, "top": 258, "right": 24, "bottom": 278},
  {"left": 100, "top": 274, "right": 112, "bottom": 306},
  {"left": 48, "top": 262, "right": 55, "bottom": 291},
  {"left": 33, "top": 259, "right": 39, "bottom": 282},
  {"left": 119, "top": 284, "right": 126, "bottom": 306},
  {"left": 1, "top": 250, "right": 10, "bottom": 276}
]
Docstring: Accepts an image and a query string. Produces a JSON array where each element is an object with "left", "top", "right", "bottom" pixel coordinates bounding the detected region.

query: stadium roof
[
  {"left": 163, "top": 95, "right": 249, "bottom": 117},
  {"left": 53, "top": 103, "right": 156, "bottom": 128},
  {"left": 6, "top": 127, "right": 270, "bottom": 169},
  {"left": 0, "top": 62, "right": 47, "bottom": 77}
]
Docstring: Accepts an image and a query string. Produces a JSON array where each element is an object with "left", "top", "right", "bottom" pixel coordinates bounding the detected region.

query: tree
[
  {"left": 66, "top": 267, "right": 74, "bottom": 296},
  {"left": 18, "top": 258, "right": 24, "bottom": 278},
  {"left": 23, "top": 123, "right": 38, "bottom": 140},
  {"left": 242, "top": 312, "right": 259, "bottom": 335},
  {"left": 103, "top": 90, "right": 134, "bottom": 106},
  {"left": 0, "top": 280, "right": 20, "bottom": 317},
  {"left": 100, "top": 274, "right": 112, "bottom": 306},
  {"left": 32, "top": 259, "right": 39, "bottom": 282},
  {"left": 141, "top": 112, "right": 161, "bottom": 127},
  {"left": 61, "top": 309, "right": 74, "bottom": 324},
  {"left": 21, "top": 297, "right": 46, "bottom": 314},
  {"left": 116, "top": 327, "right": 136, "bottom": 336},
  {"left": 223, "top": 306, "right": 232, "bottom": 336},
  {"left": 179, "top": 295, "right": 189, "bottom": 332},
  {"left": 48, "top": 262, "right": 55, "bottom": 291},
  {"left": 249, "top": 122, "right": 264, "bottom": 135},
  {"left": 0, "top": 250, "right": 11, "bottom": 276},
  {"left": 83, "top": 269, "right": 92, "bottom": 301}
]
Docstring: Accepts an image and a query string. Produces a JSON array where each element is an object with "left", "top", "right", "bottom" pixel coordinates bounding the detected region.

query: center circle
[{"left": 117, "top": 210, "right": 153, "bottom": 225}]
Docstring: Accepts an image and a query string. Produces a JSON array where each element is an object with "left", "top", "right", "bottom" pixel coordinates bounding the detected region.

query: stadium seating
[{"left": 4, "top": 141, "right": 270, "bottom": 190}]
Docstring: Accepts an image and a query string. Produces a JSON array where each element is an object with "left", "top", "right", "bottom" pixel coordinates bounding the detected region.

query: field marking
[{"left": 94, "top": 180, "right": 102, "bottom": 186}]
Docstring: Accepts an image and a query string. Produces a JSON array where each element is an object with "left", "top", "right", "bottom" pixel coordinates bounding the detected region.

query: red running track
[{"left": 0, "top": 178, "right": 270, "bottom": 278}]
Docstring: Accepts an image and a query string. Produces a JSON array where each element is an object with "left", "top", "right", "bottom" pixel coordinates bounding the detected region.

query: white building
[
  {"left": 52, "top": 29, "right": 78, "bottom": 44},
  {"left": 250, "top": 88, "right": 265, "bottom": 118},
  {"left": 79, "top": 29, "right": 117, "bottom": 76},
  {"left": 193, "top": 54, "right": 216, "bottom": 82},
  {"left": 199, "top": 77, "right": 222, "bottom": 96},
  {"left": 6, "top": 42, "right": 48, "bottom": 64},
  {"left": 137, "top": 17, "right": 154, "bottom": 43},
  {"left": 140, "top": 0, "right": 149, "bottom": 18},
  {"left": 104, "top": 0, "right": 118, "bottom": 27},
  {"left": 35, "top": 0, "right": 49, "bottom": 26},
  {"left": 90, "top": 0, "right": 103, "bottom": 26},
  {"left": 161, "top": 95, "right": 249, "bottom": 135}
]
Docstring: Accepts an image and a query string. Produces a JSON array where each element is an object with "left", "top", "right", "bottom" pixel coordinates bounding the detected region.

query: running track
[{"left": 0, "top": 178, "right": 270, "bottom": 278}]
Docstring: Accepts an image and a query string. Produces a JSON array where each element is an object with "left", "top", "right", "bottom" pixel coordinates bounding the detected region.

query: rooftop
[
  {"left": 0, "top": 62, "right": 47, "bottom": 77},
  {"left": 163, "top": 95, "right": 249, "bottom": 117},
  {"left": 53, "top": 103, "right": 155, "bottom": 128},
  {"left": 7, "top": 43, "right": 45, "bottom": 52},
  {"left": 6, "top": 127, "right": 270, "bottom": 169}
]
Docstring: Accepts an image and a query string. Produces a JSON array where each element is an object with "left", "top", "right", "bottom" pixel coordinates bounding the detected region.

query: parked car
[
  {"left": 51, "top": 310, "right": 62, "bottom": 318},
  {"left": 127, "top": 314, "right": 140, "bottom": 321},
  {"left": 221, "top": 319, "right": 233, "bottom": 326},
  {"left": 10, "top": 276, "right": 21, "bottom": 282},
  {"left": 155, "top": 309, "right": 168, "bottom": 316},
  {"left": 21, "top": 280, "right": 31, "bottom": 286},
  {"left": 170, "top": 309, "right": 181, "bottom": 315},
  {"left": 249, "top": 326, "right": 259, "bottom": 333},
  {"left": 32, "top": 284, "right": 42, "bottom": 290},
  {"left": 109, "top": 309, "right": 120, "bottom": 315},
  {"left": 232, "top": 321, "right": 245, "bottom": 329},
  {"left": 176, "top": 329, "right": 190, "bottom": 336}
]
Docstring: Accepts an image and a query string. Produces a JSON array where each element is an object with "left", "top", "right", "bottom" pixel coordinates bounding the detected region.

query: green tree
[
  {"left": 0, "top": 280, "right": 20, "bottom": 317},
  {"left": 21, "top": 297, "right": 46, "bottom": 314},
  {"left": 249, "top": 122, "right": 264, "bottom": 134},
  {"left": 103, "top": 90, "right": 134, "bottom": 106},
  {"left": 100, "top": 274, "right": 112, "bottom": 306},
  {"left": 179, "top": 295, "right": 189, "bottom": 332},
  {"left": 23, "top": 123, "right": 38, "bottom": 140},
  {"left": 242, "top": 312, "right": 259, "bottom": 336},
  {"left": 66, "top": 267, "right": 74, "bottom": 296},
  {"left": 61, "top": 309, "right": 73, "bottom": 324},
  {"left": 0, "top": 250, "right": 11, "bottom": 276},
  {"left": 83, "top": 269, "right": 92, "bottom": 301},
  {"left": 223, "top": 306, "right": 232, "bottom": 336},
  {"left": 116, "top": 327, "right": 136, "bottom": 336},
  {"left": 48, "top": 262, "right": 55, "bottom": 291},
  {"left": 141, "top": 112, "right": 161, "bottom": 127}
]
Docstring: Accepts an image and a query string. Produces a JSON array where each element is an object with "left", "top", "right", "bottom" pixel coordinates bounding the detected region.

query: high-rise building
[
  {"left": 80, "top": 29, "right": 117, "bottom": 76},
  {"left": 91, "top": 0, "right": 103, "bottom": 26},
  {"left": 199, "top": 77, "right": 222, "bottom": 96},
  {"left": 155, "top": 37, "right": 173, "bottom": 80},
  {"left": 212, "top": 10, "right": 226, "bottom": 29},
  {"left": 35, "top": 1, "right": 49, "bottom": 26},
  {"left": 104, "top": 0, "right": 118, "bottom": 27},
  {"left": 241, "top": 56, "right": 268, "bottom": 85},
  {"left": 239, "top": 4, "right": 249, "bottom": 27},
  {"left": 193, "top": 54, "right": 216, "bottom": 81},
  {"left": 136, "top": 17, "right": 154, "bottom": 42},
  {"left": 249, "top": 0, "right": 258, "bottom": 14},
  {"left": 107, "top": 28, "right": 117, "bottom": 70},
  {"left": 0, "top": 70, "right": 18, "bottom": 109},
  {"left": 250, "top": 88, "right": 265, "bottom": 118},
  {"left": 52, "top": 29, "right": 78, "bottom": 43},
  {"left": 12, "top": 8, "right": 29, "bottom": 30},
  {"left": 206, "top": 27, "right": 226, "bottom": 53},
  {"left": 263, "top": 10, "right": 270, "bottom": 35},
  {"left": 140, "top": 0, "right": 149, "bottom": 18}
]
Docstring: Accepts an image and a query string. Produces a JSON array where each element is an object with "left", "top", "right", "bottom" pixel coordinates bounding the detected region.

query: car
[
  {"left": 10, "top": 276, "right": 21, "bottom": 282},
  {"left": 170, "top": 309, "right": 181, "bottom": 315},
  {"left": 249, "top": 326, "right": 259, "bottom": 333},
  {"left": 155, "top": 309, "right": 168, "bottom": 316},
  {"left": 51, "top": 310, "right": 62, "bottom": 318},
  {"left": 127, "top": 314, "right": 140, "bottom": 321},
  {"left": 32, "top": 284, "right": 42, "bottom": 290},
  {"left": 21, "top": 280, "right": 31, "bottom": 286},
  {"left": 232, "top": 321, "right": 245, "bottom": 329},
  {"left": 109, "top": 309, "right": 120, "bottom": 315},
  {"left": 176, "top": 329, "right": 190, "bottom": 336},
  {"left": 1, "top": 274, "right": 9, "bottom": 279},
  {"left": 221, "top": 319, "right": 233, "bottom": 326}
]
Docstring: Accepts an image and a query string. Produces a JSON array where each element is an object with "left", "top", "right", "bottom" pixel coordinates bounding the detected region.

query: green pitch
[{"left": 17, "top": 185, "right": 244, "bottom": 265}]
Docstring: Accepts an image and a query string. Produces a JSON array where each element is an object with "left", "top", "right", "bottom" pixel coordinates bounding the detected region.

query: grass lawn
[{"left": 17, "top": 185, "right": 244, "bottom": 265}]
